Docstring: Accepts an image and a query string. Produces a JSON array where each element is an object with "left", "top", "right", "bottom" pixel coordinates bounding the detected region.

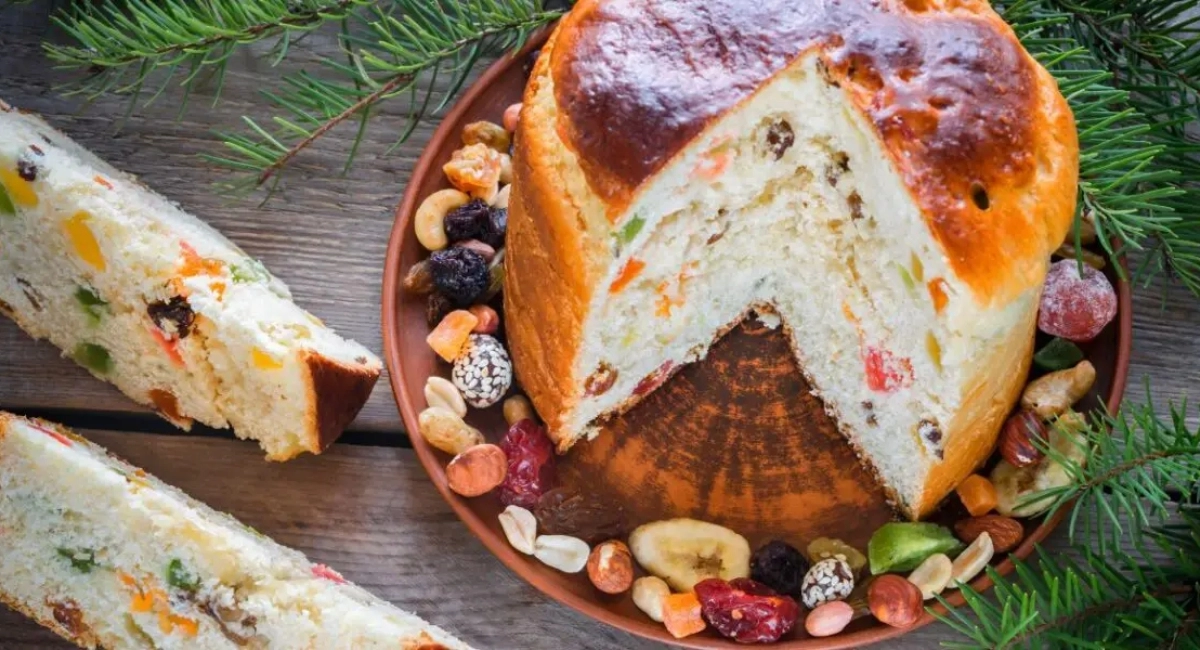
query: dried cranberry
[
  {"left": 498, "top": 419, "right": 556, "bottom": 509},
  {"left": 428, "top": 247, "right": 490, "bottom": 307},
  {"left": 1037, "top": 259, "right": 1117, "bottom": 342},
  {"left": 695, "top": 578, "right": 800, "bottom": 644},
  {"left": 443, "top": 199, "right": 491, "bottom": 243},
  {"left": 750, "top": 541, "right": 809, "bottom": 598}
]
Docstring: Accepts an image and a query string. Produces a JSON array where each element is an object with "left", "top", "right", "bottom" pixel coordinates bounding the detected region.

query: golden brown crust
[
  {"left": 550, "top": 0, "right": 1077, "bottom": 302},
  {"left": 298, "top": 351, "right": 381, "bottom": 460}
]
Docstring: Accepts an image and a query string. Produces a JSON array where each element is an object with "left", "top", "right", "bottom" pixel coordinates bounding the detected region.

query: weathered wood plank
[{"left": 0, "top": 430, "right": 985, "bottom": 649}]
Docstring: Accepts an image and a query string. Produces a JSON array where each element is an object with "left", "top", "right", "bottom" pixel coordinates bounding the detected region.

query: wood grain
[{"left": 0, "top": 1, "right": 1198, "bottom": 648}]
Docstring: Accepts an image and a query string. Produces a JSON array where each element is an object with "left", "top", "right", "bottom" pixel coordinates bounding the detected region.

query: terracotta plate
[{"left": 382, "top": 33, "right": 1133, "bottom": 649}]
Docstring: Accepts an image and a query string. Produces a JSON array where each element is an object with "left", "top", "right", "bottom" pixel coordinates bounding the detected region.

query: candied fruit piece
[
  {"left": 64, "top": 212, "right": 106, "bottom": 271},
  {"left": 863, "top": 346, "right": 913, "bottom": 392},
  {"left": 149, "top": 389, "right": 186, "bottom": 423},
  {"left": 1033, "top": 337, "right": 1085, "bottom": 371},
  {"left": 695, "top": 578, "right": 799, "bottom": 643},
  {"left": 1038, "top": 260, "right": 1117, "bottom": 342},
  {"left": 662, "top": 593, "right": 706, "bottom": 639},
  {"left": 610, "top": 258, "right": 645, "bottom": 294},
  {"left": 868, "top": 522, "right": 963, "bottom": 574},
  {"left": 73, "top": 343, "right": 114, "bottom": 375},
  {"left": 0, "top": 181, "right": 14, "bottom": 216},
  {"left": 75, "top": 286, "right": 109, "bottom": 326},
  {"left": 426, "top": 310, "right": 479, "bottom": 362},
  {"left": 251, "top": 347, "right": 283, "bottom": 370},
  {"left": 0, "top": 167, "right": 37, "bottom": 208},
  {"left": 498, "top": 419, "right": 556, "bottom": 509},
  {"left": 956, "top": 474, "right": 998, "bottom": 517},
  {"left": 150, "top": 328, "right": 186, "bottom": 367},
  {"left": 927, "top": 278, "right": 949, "bottom": 313},
  {"left": 633, "top": 361, "right": 673, "bottom": 396}
]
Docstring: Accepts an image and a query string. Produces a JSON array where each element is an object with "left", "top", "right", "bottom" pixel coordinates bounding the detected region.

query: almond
[
  {"left": 867, "top": 574, "right": 923, "bottom": 629},
  {"left": 445, "top": 444, "right": 507, "bottom": 497},
  {"left": 999, "top": 410, "right": 1046, "bottom": 468},
  {"left": 954, "top": 515, "right": 1024, "bottom": 554},
  {"left": 586, "top": 540, "right": 634, "bottom": 594}
]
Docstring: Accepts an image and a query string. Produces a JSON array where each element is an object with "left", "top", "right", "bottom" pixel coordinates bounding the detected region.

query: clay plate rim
[{"left": 381, "top": 30, "right": 1134, "bottom": 649}]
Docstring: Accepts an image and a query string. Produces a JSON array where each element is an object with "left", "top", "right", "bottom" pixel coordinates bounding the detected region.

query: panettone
[{"left": 503, "top": 0, "right": 1078, "bottom": 518}]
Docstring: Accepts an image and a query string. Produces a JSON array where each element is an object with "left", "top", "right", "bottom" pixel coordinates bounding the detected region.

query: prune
[
  {"left": 148, "top": 296, "right": 195, "bottom": 338},
  {"left": 482, "top": 207, "right": 508, "bottom": 249},
  {"left": 694, "top": 577, "right": 800, "bottom": 644},
  {"left": 498, "top": 419, "right": 556, "bottom": 509},
  {"left": 1037, "top": 259, "right": 1117, "bottom": 342},
  {"left": 428, "top": 247, "right": 490, "bottom": 307},
  {"left": 535, "top": 488, "right": 627, "bottom": 545},
  {"left": 750, "top": 541, "right": 809, "bottom": 597},
  {"left": 443, "top": 199, "right": 491, "bottom": 243}
]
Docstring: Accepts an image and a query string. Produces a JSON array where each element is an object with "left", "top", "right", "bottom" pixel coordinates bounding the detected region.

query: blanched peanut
[
  {"left": 492, "top": 184, "right": 511, "bottom": 209},
  {"left": 1020, "top": 360, "right": 1095, "bottom": 419},
  {"left": 417, "top": 406, "right": 483, "bottom": 455},
  {"left": 503, "top": 394, "right": 535, "bottom": 426},
  {"left": 498, "top": 153, "right": 513, "bottom": 185},
  {"left": 415, "top": 189, "right": 470, "bottom": 251},
  {"left": 424, "top": 376, "right": 467, "bottom": 418}
]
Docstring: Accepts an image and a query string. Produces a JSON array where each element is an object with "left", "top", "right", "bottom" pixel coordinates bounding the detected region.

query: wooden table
[{"left": 2, "top": 3, "right": 1196, "bottom": 648}]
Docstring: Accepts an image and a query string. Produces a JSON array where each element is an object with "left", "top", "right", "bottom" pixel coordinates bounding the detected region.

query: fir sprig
[
  {"left": 205, "top": 0, "right": 561, "bottom": 191},
  {"left": 44, "top": 0, "right": 370, "bottom": 108}
]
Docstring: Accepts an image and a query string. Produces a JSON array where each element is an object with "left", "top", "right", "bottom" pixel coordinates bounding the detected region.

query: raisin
[
  {"left": 750, "top": 541, "right": 809, "bottom": 597},
  {"left": 16, "top": 278, "right": 43, "bottom": 311},
  {"left": 17, "top": 149, "right": 41, "bottom": 182},
  {"left": 497, "top": 419, "right": 556, "bottom": 509},
  {"left": 919, "top": 418, "right": 944, "bottom": 459},
  {"left": 426, "top": 292, "right": 453, "bottom": 327},
  {"left": 694, "top": 578, "right": 800, "bottom": 644},
  {"left": 584, "top": 363, "right": 618, "bottom": 397},
  {"left": 148, "top": 296, "right": 195, "bottom": 339},
  {"left": 48, "top": 598, "right": 89, "bottom": 637},
  {"left": 534, "top": 488, "right": 627, "bottom": 545},
  {"left": 765, "top": 119, "right": 795, "bottom": 160},
  {"left": 428, "top": 247, "right": 490, "bottom": 307},
  {"left": 848, "top": 191, "right": 865, "bottom": 221},
  {"left": 1037, "top": 259, "right": 1117, "bottom": 342},
  {"left": 442, "top": 199, "right": 491, "bottom": 243}
]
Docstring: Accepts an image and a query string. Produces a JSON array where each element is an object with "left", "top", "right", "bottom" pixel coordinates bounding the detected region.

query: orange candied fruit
[
  {"left": 928, "top": 277, "right": 950, "bottom": 314},
  {"left": 956, "top": 474, "right": 998, "bottom": 517},
  {"left": 252, "top": 347, "right": 284, "bottom": 370},
  {"left": 64, "top": 211, "right": 106, "bottom": 271},
  {"left": 610, "top": 258, "right": 645, "bottom": 294},
  {"left": 426, "top": 310, "right": 479, "bottom": 362},
  {"left": 0, "top": 167, "right": 37, "bottom": 207},
  {"left": 662, "top": 592, "right": 706, "bottom": 639}
]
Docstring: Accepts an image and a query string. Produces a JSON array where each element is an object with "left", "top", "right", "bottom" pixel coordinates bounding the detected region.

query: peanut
[
  {"left": 417, "top": 406, "right": 483, "bottom": 455},
  {"left": 502, "top": 395, "right": 535, "bottom": 426},
  {"left": 906, "top": 553, "right": 952, "bottom": 600},
  {"left": 950, "top": 531, "right": 994, "bottom": 585},
  {"left": 415, "top": 189, "right": 470, "bottom": 251},
  {"left": 1020, "top": 360, "right": 1096, "bottom": 419},
  {"left": 424, "top": 376, "right": 467, "bottom": 418},
  {"left": 493, "top": 184, "right": 511, "bottom": 209},
  {"left": 498, "top": 505, "right": 537, "bottom": 555},
  {"left": 632, "top": 576, "right": 671, "bottom": 622},
  {"left": 534, "top": 535, "right": 590, "bottom": 573}
]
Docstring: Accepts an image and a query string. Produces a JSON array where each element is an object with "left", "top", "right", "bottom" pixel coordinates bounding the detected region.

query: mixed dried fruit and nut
[{"left": 404, "top": 101, "right": 1117, "bottom": 643}]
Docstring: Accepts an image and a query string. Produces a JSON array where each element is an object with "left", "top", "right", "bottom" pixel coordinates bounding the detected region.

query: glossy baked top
[{"left": 547, "top": 0, "right": 1078, "bottom": 303}]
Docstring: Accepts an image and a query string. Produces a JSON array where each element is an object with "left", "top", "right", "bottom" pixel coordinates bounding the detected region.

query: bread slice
[
  {"left": 0, "top": 99, "right": 381, "bottom": 460},
  {"left": 0, "top": 412, "right": 472, "bottom": 650},
  {"left": 505, "top": 0, "right": 1078, "bottom": 518}
]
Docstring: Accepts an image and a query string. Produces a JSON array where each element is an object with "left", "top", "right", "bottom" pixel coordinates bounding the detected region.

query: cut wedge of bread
[
  {"left": 0, "top": 99, "right": 381, "bottom": 460},
  {"left": 0, "top": 412, "right": 472, "bottom": 650}
]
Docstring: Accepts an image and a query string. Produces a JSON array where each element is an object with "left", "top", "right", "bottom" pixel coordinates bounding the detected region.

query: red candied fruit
[
  {"left": 863, "top": 347, "right": 913, "bottom": 392},
  {"left": 633, "top": 361, "right": 674, "bottom": 396},
  {"left": 497, "top": 419, "right": 556, "bottom": 509},
  {"left": 1038, "top": 259, "right": 1117, "bottom": 342},
  {"left": 694, "top": 577, "right": 800, "bottom": 644}
]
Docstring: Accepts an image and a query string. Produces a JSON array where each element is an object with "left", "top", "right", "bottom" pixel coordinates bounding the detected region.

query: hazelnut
[
  {"left": 586, "top": 540, "right": 634, "bottom": 594},
  {"left": 468, "top": 304, "right": 500, "bottom": 335},
  {"left": 867, "top": 574, "right": 923, "bottom": 629},
  {"left": 999, "top": 410, "right": 1047, "bottom": 468},
  {"left": 445, "top": 444, "right": 508, "bottom": 497}
]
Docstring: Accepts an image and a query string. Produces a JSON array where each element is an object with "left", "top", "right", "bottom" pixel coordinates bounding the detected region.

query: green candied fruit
[
  {"left": 74, "top": 286, "right": 109, "bottom": 326},
  {"left": 0, "top": 182, "right": 14, "bottom": 216},
  {"left": 166, "top": 558, "right": 200, "bottom": 592},
  {"left": 868, "top": 522, "right": 964, "bottom": 575},
  {"left": 613, "top": 214, "right": 646, "bottom": 252},
  {"left": 1034, "top": 337, "right": 1085, "bottom": 371},
  {"left": 57, "top": 547, "right": 98, "bottom": 573},
  {"left": 72, "top": 343, "right": 114, "bottom": 375},
  {"left": 230, "top": 259, "right": 269, "bottom": 284}
]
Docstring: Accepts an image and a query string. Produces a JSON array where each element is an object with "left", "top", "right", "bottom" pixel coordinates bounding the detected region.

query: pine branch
[
  {"left": 203, "top": 0, "right": 562, "bottom": 193},
  {"left": 45, "top": 0, "right": 369, "bottom": 108}
]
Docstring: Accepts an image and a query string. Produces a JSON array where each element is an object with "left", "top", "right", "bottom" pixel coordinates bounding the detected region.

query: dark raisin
[
  {"left": 848, "top": 191, "right": 865, "bottom": 221},
  {"left": 49, "top": 598, "right": 89, "bottom": 637},
  {"left": 695, "top": 578, "right": 800, "bottom": 644},
  {"left": 0, "top": 298, "right": 12, "bottom": 315},
  {"left": 16, "top": 278, "right": 43, "bottom": 311},
  {"left": 765, "top": 119, "right": 795, "bottom": 160},
  {"left": 750, "top": 541, "right": 809, "bottom": 598},
  {"left": 426, "top": 293, "right": 453, "bottom": 327},
  {"left": 147, "top": 296, "right": 195, "bottom": 339},
  {"left": 524, "top": 48, "right": 542, "bottom": 77},
  {"left": 17, "top": 150, "right": 41, "bottom": 182},
  {"left": 535, "top": 488, "right": 627, "bottom": 545},
  {"left": 428, "top": 247, "right": 490, "bottom": 307},
  {"left": 919, "top": 418, "right": 944, "bottom": 459},
  {"left": 498, "top": 419, "right": 556, "bottom": 509},
  {"left": 867, "top": 413, "right": 878, "bottom": 427},
  {"left": 442, "top": 199, "right": 491, "bottom": 243}
]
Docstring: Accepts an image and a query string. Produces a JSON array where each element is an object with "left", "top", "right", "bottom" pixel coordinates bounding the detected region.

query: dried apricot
[
  {"left": 662, "top": 593, "right": 706, "bottom": 639},
  {"left": 956, "top": 474, "right": 999, "bottom": 517},
  {"left": 427, "top": 310, "right": 479, "bottom": 362}
]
